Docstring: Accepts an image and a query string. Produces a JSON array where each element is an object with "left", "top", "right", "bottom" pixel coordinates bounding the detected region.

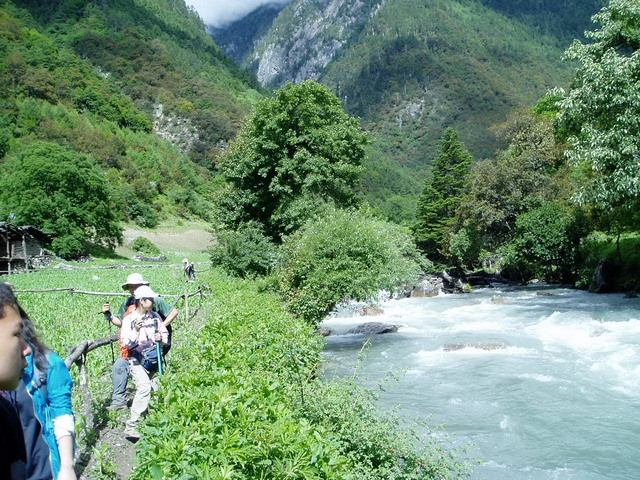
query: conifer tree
[{"left": 413, "top": 128, "right": 472, "bottom": 260}]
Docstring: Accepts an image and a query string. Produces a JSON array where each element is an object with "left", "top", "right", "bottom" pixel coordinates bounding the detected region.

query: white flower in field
[{"left": 92, "top": 275, "right": 101, "bottom": 281}]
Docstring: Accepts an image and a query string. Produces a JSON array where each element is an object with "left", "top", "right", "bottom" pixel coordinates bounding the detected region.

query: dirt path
[{"left": 116, "top": 224, "right": 214, "bottom": 257}]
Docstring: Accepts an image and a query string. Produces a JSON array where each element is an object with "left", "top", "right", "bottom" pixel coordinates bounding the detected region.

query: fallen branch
[{"left": 65, "top": 334, "right": 119, "bottom": 368}]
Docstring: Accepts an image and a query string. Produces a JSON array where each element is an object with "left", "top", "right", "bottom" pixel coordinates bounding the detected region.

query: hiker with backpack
[
  {"left": 119, "top": 285, "right": 168, "bottom": 440},
  {"left": 102, "top": 273, "right": 178, "bottom": 410}
]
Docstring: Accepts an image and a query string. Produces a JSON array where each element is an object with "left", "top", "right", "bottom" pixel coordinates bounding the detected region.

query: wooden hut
[{"left": 0, "top": 222, "right": 52, "bottom": 274}]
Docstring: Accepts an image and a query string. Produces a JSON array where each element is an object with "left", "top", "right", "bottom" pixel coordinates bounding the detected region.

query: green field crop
[{"left": 1, "top": 264, "right": 210, "bottom": 451}]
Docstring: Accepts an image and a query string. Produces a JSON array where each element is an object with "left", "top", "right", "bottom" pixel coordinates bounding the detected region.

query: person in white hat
[
  {"left": 102, "top": 273, "right": 178, "bottom": 410},
  {"left": 119, "top": 285, "right": 168, "bottom": 440}
]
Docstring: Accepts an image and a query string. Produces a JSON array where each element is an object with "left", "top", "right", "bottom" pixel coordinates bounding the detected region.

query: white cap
[
  {"left": 122, "top": 273, "right": 150, "bottom": 290},
  {"left": 133, "top": 285, "right": 158, "bottom": 299}
]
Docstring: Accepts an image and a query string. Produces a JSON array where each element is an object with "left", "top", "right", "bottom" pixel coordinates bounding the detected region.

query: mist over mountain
[{"left": 187, "top": 0, "right": 292, "bottom": 28}]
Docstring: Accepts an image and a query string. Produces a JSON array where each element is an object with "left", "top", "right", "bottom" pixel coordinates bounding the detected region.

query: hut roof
[{"left": 0, "top": 222, "right": 52, "bottom": 243}]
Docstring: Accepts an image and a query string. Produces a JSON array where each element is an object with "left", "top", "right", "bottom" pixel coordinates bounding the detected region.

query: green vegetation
[
  {"left": 413, "top": 129, "right": 472, "bottom": 264},
  {"left": 500, "top": 202, "right": 589, "bottom": 282},
  {"left": 222, "top": 0, "right": 603, "bottom": 222},
  {"left": 210, "top": 223, "right": 282, "bottom": 278},
  {"left": 212, "top": 82, "right": 425, "bottom": 320},
  {"left": 214, "top": 81, "right": 367, "bottom": 242},
  {"left": 422, "top": 0, "right": 640, "bottom": 287},
  {"left": 0, "top": 141, "right": 122, "bottom": 258},
  {"left": 557, "top": 0, "right": 640, "bottom": 213},
  {"left": 130, "top": 236, "right": 160, "bottom": 256},
  {"left": 0, "top": 0, "right": 262, "bottom": 255},
  {"left": 3, "top": 264, "right": 470, "bottom": 479},
  {"left": 279, "top": 208, "right": 428, "bottom": 325},
  {"left": 131, "top": 269, "right": 468, "bottom": 479}
]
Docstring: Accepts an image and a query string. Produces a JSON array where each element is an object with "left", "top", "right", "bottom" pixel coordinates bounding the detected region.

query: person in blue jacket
[{"left": 20, "top": 316, "right": 76, "bottom": 480}]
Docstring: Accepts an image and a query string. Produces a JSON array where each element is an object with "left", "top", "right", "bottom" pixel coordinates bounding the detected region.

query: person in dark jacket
[{"left": 0, "top": 281, "right": 33, "bottom": 480}]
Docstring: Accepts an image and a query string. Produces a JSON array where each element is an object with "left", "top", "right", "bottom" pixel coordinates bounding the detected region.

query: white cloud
[{"left": 186, "top": 0, "right": 292, "bottom": 28}]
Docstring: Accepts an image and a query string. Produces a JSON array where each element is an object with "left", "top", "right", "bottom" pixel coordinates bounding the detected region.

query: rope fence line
[
  {"left": 14, "top": 286, "right": 214, "bottom": 299},
  {"left": 47, "top": 262, "right": 209, "bottom": 271}
]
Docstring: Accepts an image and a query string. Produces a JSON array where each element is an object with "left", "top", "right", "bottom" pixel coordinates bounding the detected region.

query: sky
[{"left": 185, "top": 0, "right": 293, "bottom": 28}]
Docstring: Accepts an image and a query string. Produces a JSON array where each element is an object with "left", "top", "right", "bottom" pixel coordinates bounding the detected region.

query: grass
[{"left": 578, "top": 231, "right": 640, "bottom": 291}]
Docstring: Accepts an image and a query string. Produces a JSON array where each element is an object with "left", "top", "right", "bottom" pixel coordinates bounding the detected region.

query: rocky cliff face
[{"left": 253, "top": 0, "right": 382, "bottom": 87}]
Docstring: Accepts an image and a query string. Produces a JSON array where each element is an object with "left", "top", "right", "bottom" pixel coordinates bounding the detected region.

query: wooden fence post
[{"left": 78, "top": 353, "right": 93, "bottom": 430}]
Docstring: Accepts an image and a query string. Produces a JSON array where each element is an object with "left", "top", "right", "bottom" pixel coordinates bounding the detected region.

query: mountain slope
[
  {"left": 212, "top": 0, "right": 603, "bottom": 221},
  {"left": 0, "top": 0, "right": 262, "bottom": 234}
]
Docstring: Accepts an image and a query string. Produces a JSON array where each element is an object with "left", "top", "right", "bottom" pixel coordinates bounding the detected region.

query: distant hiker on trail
[
  {"left": 182, "top": 258, "right": 196, "bottom": 280},
  {"left": 13, "top": 316, "right": 77, "bottom": 480},
  {"left": 0, "top": 282, "right": 32, "bottom": 480},
  {"left": 119, "top": 285, "right": 168, "bottom": 440},
  {"left": 102, "top": 273, "right": 178, "bottom": 410}
]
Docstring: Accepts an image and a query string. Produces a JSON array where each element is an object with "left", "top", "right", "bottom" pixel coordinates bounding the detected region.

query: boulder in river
[
  {"left": 411, "top": 276, "right": 443, "bottom": 297},
  {"left": 588, "top": 258, "right": 618, "bottom": 293},
  {"left": 315, "top": 327, "right": 335, "bottom": 337},
  {"left": 355, "top": 305, "right": 385, "bottom": 316},
  {"left": 347, "top": 322, "right": 399, "bottom": 335},
  {"left": 443, "top": 342, "right": 508, "bottom": 352}
]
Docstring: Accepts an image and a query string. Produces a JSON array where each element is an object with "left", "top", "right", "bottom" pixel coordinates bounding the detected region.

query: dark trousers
[{"left": 111, "top": 357, "right": 129, "bottom": 407}]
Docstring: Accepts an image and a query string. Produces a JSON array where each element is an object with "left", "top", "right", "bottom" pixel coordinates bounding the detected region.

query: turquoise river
[{"left": 321, "top": 285, "right": 640, "bottom": 480}]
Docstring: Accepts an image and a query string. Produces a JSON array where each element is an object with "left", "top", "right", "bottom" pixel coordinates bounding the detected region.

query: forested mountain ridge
[
  {"left": 212, "top": 0, "right": 604, "bottom": 222},
  {"left": 0, "top": 0, "right": 262, "bottom": 255}
]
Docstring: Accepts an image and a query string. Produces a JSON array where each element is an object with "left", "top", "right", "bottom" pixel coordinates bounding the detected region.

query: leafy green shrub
[
  {"left": 502, "top": 202, "right": 588, "bottom": 282},
  {"left": 279, "top": 208, "right": 428, "bottom": 325},
  {"left": 447, "top": 222, "right": 482, "bottom": 268},
  {"left": 303, "top": 380, "right": 472, "bottom": 480},
  {"left": 131, "top": 236, "right": 160, "bottom": 256},
  {"left": 210, "top": 223, "right": 282, "bottom": 278}
]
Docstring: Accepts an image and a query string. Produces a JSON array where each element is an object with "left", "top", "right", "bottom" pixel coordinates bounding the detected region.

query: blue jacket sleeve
[{"left": 45, "top": 353, "right": 74, "bottom": 420}]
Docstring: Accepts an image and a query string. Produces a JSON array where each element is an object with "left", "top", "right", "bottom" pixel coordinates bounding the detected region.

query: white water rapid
[{"left": 321, "top": 285, "right": 640, "bottom": 480}]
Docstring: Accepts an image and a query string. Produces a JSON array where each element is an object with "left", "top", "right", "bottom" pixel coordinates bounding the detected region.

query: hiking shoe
[
  {"left": 106, "top": 403, "right": 127, "bottom": 411},
  {"left": 124, "top": 427, "right": 140, "bottom": 441}
]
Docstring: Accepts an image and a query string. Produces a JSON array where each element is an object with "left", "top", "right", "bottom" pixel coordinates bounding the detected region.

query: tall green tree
[
  {"left": 455, "top": 110, "right": 566, "bottom": 253},
  {"left": 413, "top": 128, "right": 472, "bottom": 260},
  {"left": 214, "top": 81, "right": 367, "bottom": 242},
  {"left": 556, "top": 0, "right": 640, "bottom": 211},
  {"left": 0, "top": 141, "right": 122, "bottom": 258}
]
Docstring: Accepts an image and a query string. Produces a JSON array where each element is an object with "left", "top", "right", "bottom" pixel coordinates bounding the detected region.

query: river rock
[
  {"left": 347, "top": 322, "right": 398, "bottom": 335},
  {"left": 315, "top": 327, "right": 335, "bottom": 337},
  {"left": 588, "top": 258, "right": 618, "bottom": 293},
  {"left": 411, "top": 276, "right": 443, "bottom": 297},
  {"left": 355, "top": 305, "right": 385, "bottom": 316},
  {"left": 443, "top": 342, "right": 508, "bottom": 351}
]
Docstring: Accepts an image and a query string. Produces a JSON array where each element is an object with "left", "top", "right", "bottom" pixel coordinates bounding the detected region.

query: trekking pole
[
  {"left": 102, "top": 300, "right": 115, "bottom": 364},
  {"left": 155, "top": 320, "right": 164, "bottom": 375}
]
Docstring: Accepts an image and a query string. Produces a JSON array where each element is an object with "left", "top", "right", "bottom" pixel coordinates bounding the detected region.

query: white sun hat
[
  {"left": 122, "top": 273, "right": 150, "bottom": 290},
  {"left": 133, "top": 285, "right": 159, "bottom": 299}
]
